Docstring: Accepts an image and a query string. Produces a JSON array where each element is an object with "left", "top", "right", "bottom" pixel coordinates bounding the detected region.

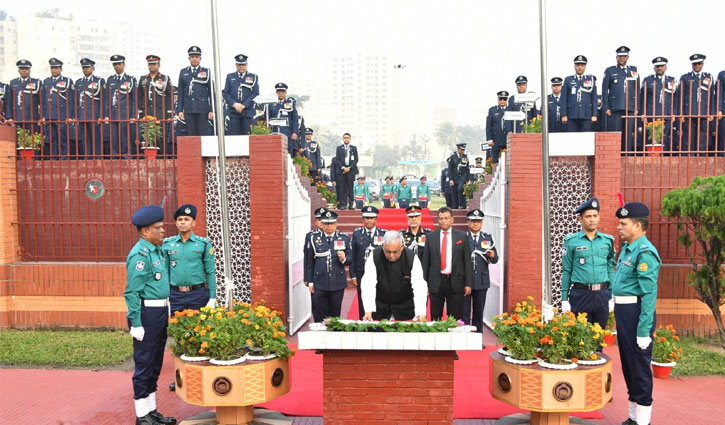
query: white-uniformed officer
[
  {"left": 222, "top": 54, "right": 258, "bottom": 135},
  {"left": 177, "top": 46, "right": 213, "bottom": 136},
  {"left": 562, "top": 55, "right": 598, "bottom": 132}
]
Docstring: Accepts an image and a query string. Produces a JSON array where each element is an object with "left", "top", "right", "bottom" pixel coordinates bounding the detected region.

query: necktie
[
  {"left": 441, "top": 231, "right": 448, "bottom": 271},
  {"left": 367, "top": 231, "right": 372, "bottom": 239}
]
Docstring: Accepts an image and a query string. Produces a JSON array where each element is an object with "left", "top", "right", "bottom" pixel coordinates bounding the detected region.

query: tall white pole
[{"left": 538, "top": 0, "right": 553, "bottom": 308}]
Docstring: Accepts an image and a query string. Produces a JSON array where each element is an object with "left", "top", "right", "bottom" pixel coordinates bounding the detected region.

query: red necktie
[{"left": 441, "top": 231, "right": 448, "bottom": 271}]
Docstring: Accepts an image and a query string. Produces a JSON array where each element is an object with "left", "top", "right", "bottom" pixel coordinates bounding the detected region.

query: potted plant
[
  {"left": 140, "top": 115, "right": 162, "bottom": 159},
  {"left": 251, "top": 120, "right": 271, "bottom": 135},
  {"left": 492, "top": 297, "right": 543, "bottom": 364},
  {"left": 538, "top": 311, "right": 583, "bottom": 369},
  {"left": 523, "top": 115, "right": 543, "bottom": 134},
  {"left": 16, "top": 127, "right": 42, "bottom": 160},
  {"left": 644, "top": 119, "right": 664, "bottom": 155},
  {"left": 651, "top": 324, "right": 682, "bottom": 379},
  {"left": 603, "top": 311, "right": 617, "bottom": 346},
  {"left": 317, "top": 182, "right": 338, "bottom": 207},
  {"left": 237, "top": 301, "right": 293, "bottom": 361},
  {"left": 168, "top": 309, "right": 207, "bottom": 361}
]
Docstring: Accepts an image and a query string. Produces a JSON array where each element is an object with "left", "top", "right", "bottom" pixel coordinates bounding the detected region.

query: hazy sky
[{"left": 4, "top": 0, "right": 724, "bottom": 128}]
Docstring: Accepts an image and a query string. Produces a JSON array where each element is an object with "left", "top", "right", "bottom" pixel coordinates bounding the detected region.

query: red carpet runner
[{"left": 375, "top": 208, "right": 435, "bottom": 232}]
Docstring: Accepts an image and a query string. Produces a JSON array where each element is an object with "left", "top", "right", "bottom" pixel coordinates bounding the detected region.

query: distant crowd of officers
[{"left": 487, "top": 46, "right": 725, "bottom": 158}]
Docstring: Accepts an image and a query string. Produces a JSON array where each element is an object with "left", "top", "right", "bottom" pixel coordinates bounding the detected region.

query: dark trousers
[
  {"left": 169, "top": 286, "right": 209, "bottom": 313},
  {"left": 130, "top": 305, "right": 168, "bottom": 399},
  {"left": 491, "top": 144, "right": 504, "bottom": 165},
  {"left": 227, "top": 115, "right": 253, "bottom": 135},
  {"left": 444, "top": 192, "right": 454, "bottom": 208},
  {"left": 354, "top": 272, "right": 365, "bottom": 320},
  {"left": 77, "top": 121, "right": 103, "bottom": 158},
  {"left": 567, "top": 118, "right": 593, "bottom": 132},
  {"left": 339, "top": 172, "right": 355, "bottom": 208},
  {"left": 615, "top": 301, "right": 656, "bottom": 406},
  {"left": 311, "top": 288, "right": 345, "bottom": 322},
  {"left": 44, "top": 122, "right": 68, "bottom": 159},
  {"left": 680, "top": 118, "right": 712, "bottom": 156},
  {"left": 462, "top": 288, "right": 488, "bottom": 333},
  {"left": 429, "top": 275, "right": 463, "bottom": 320},
  {"left": 383, "top": 198, "right": 392, "bottom": 208},
  {"left": 398, "top": 199, "right": 410, "bottom": 209},
  {"left": 418, "top": 200, "right": 429, "bottom": 208},
  {"left": 569, "top": 287, "right": 610, "bottom": 331},
  {"left": 355, "top": 200, "right": 364, "bottom": 209},
  {"left": 607, "top": 111, "right": 638, "bottom": 152},
  {"left": 185, "top": 113, "right": 209, "bottom": 136},
  {"left": 717, "top": 119, "right": 725, "bottom": 156},
  {"left": 453, "top": 183, "right": 466, "bottom": 209},
  {"left": 111, "top": 122, "right": 134, "bottom": 156}
]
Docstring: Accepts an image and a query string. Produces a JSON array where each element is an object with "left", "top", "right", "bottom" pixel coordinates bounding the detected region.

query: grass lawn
[
  {"left": 0, "top": 329, "right": 133, "bottom": 368},
  {"left": 672, "top": 337, "right": 725, "bottom": 376}
]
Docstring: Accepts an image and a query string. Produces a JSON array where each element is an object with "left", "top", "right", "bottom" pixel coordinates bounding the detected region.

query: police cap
[
  {"left": 405, "top": 205, "right": 422, "bottom": 217},
  {"left": 574, "top": 55, "right": 588, "bottom": 64},
  {"left": 48, "top": 58, "right": 63, "bottom": 67},
  {"left": 320, "top": 210, "right": 338, "bottom": 223},
  {"left": 616, "top": 46, "right": 630, "bottom": 56},
  {"left": 146, "top": 55, "right": 161, "bottom": 64},
  {"left": 357, "top": 175, "right": 365, "bottom": 181},
  {"left": 515, "top": 75, "right": 528, "bottom": 84},
  {"left": 234, "top": 54, "right": 248, "bottom": 64},
  {"left": 551, "top": 77, "right": 563, "bottom": 85},
  {"left": 475, "top": 157, "right": 483, "bottom": 162},
  {"left": 174, "top": 203, "right": 197, "bottom": 220},
  {"left": 497, "top": 90, "right": 509, "bottom": 99},
  {"left": 616, "top": 202, "right": 650, "bottom": 219},
  {"left": 467, "top": 209, "right": 485, "bottom": 220},
  {"left": 188, "top": 46, "right": 202, "bottom": 56},
  {"left": 80, "top": 58, "right": 95, "bottom": 67},
  {"left": 275, "top": 82, "right": 288, "bottom": 91},
  {"left": 456, "top": 142, "right": 466, "bottom": 149},
  {"left": 314, "top": 207, "right": 328, "bottom": 219},
  {"left": 132, "top": 205, "right": 164, "bottom": 229},
  {"left": 575, "top": 197, "right": 600, "bottom": 215},
  {"left": 420, "top": 175, "right": 427, "bottom": 180},
  {"left": 305, "top": 128, "right": 314, "bottom": 135},
  {"left": 689, "top": 53, "right": 706, "bottom": 64},
  {"left": 399, "top": 176, "right": 407, "bottom": 183},
  {"left": 362, "top": 205, "right": 379, "bottom": 217},
  {"left": 110, "top": 54, "right": 125, "bottom": 64},
  {"left": 652, "top": 57, "right": 668, "bottom": 66},
  {"left": 16, "top": 59, "right": 32, "bottom": 68}
]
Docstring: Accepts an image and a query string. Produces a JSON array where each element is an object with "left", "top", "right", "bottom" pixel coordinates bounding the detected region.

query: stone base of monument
[
  {"left": 179, "top": 407, "right": 291, "bottom": 425},
  {"left": 492, "top": 412, "right": 596, "bottom": 425}
]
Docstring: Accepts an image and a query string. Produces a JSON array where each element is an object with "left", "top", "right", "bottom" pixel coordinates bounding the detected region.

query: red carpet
[{"left": 375, "top": 208, "right": 435, "bottom": 232}]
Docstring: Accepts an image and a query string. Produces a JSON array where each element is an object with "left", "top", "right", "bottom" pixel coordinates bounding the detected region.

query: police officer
[
  {"left": 0, "top": 79, "right": 6, "bottom": 123},
  {"left": 396, "top": 176, "right": 413, "bottom": 209},
  {"left": 602, "top": 46, "right": 639, "bottom": 150},
  {"left": 447, "top": 143, "right": 470, "bottom": 209},
  {"left": 125, "top": 205, "right": 176, "bottom": 425},
  {"left": 716, "top": 63, "right": 725, "bottom": 155},
  {"left": 5, "top": 60, "right": 42, "bottom": 137},
  {"left": 177, "top": 46, "right": 213, "bottom": 136},
  {"left": 463, "top": 209, "right": 498, "bottom": 334},
  {"left": 106, "top": 54, "right": 138, "bottom": 157},
  {"left": 640, "top": 57, "right": 677, "bottom": 153},
  {"left": 304, "top": 206, "right": 328, "bottom": 282},
  {"left": 562, "top": 55, "right": 599, "bottom": 132},
  {"left": 677, "top": 54, "right": 715, "bottom": 156},
  {"left": 381, "top": 176, "right": 395, "bottom": 208},
  {"left": 487, "top": 90, "right": 511, "bottom": 164},
  {"left": 507, "top": 76, "right": 538, "bottom": 133},
  {"left": 76, "top": 58, "right": 106, "bottom": 158},
  {"left": 303, "top": 210, "right": 351, "bottom": 321},
  {"left": 547, "top": 78, "right": 567, "bottom": 133},
  {"left": 417, "top": 176, "right": 431, "bottom": 208},
  {"left": 353, "top": 176, "right": 370, "bottom": 209},
  {"left": 560, "top": 198, "right": 616, "bottom": 333},
  {"left": 222, "top": 54, "right": 258, "bottom": 136},
  {"left": 296, "top": 113, "right": 307, "bottom": 154},
  {"left": 138, "top": 55, "right": 174, "bottom": 156},
  {"left": 306, "top": 129, "right": 323, "bottom": 182},
  {"left": 173, "top": 87, "right": 188, "bottom": 139},
  {"left": 612, "top": 202, "right": 660, "bottom": 425},
  {"left": 350, "top": 206, "right": 387, "bottom": 320},
  {"left": 441, "top": 168, "right": 453, "bottom": 208},
  {"left": 41, "top": 58, "right": 75, "bottom": 158},
  {"left": 268, "top": 83, "right": 300, "bottom": 156},
  {"left": 400, "top": 205, "right": 432, "bottom": 260}
]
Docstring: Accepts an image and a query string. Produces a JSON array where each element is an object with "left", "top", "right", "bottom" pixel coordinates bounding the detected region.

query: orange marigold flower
[
  {"left": 571, "top": 357, "right": 578, "bottom": 363},
  {"left": 198, "top": 349, "right": 205, "bottom": 354},
  {"left": 201, "top": 341, "right": 209, "bottom": 348},
  {"left": 660, "top": 337, "right": 667, "bottom": 343},
  {"left": 674, "top": 335, "right": 680, "bottom": 341}
]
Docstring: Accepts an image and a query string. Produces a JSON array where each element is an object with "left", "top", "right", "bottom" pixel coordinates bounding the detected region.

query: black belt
[
  {"left": 171, "top": 283, "right": 206, "bottom": 293},
  {"left": 572, "top": 282, "right": 609, "bottom": 291}
]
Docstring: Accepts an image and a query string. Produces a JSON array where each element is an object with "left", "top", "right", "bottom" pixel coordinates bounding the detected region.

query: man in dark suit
[
  {"left": 334, "top": 133, "right": 358, "bottom": 209},
  {"left": 421, "top": 207, "right": 473, "bottom": 320}
]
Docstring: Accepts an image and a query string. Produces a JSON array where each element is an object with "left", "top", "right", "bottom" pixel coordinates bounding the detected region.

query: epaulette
[
  {"left": 601, "top": 233, "right": 614, "bottom": 241},
  {"left": 137, "top": 250, "right": 148, "bottom": 257},
  {"left": 563, "top": 233, "right": 576, "bottom": 241},
  {"left": 423, "top": 227, "right": 432, "bottom": 232}
]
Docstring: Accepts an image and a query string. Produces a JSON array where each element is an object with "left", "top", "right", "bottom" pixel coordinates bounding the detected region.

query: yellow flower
[
  {"left": 246, "top": 338, "right": 252, "bottom": 346},
  {"left": 200, "top": 314, "right": 207, "bottom": 320},
  {"left": 210, "top": 332, "right": 216, "bottom": 339},
  {"left": 579, "top": 340, "right": 585, "bottom": 346},
  {"left": 255, "top": 325, "right": 260, "bottom": 330}
]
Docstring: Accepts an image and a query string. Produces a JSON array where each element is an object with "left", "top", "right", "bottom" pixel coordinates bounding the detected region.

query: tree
[
  {"left": 434, "top": 122, "right": 457, "bottom": 151},
  {"left": 373, "top": 144, "right": 401, "bottom": 177},
  {"left": 315, "top": 131, "right": 341, "bottom": 157},
  {"left": 288, "top": 94, "right": 310, "bottom": 109},
  {"left": 661, "top": 175, "right": 725, "bottom": 348}
]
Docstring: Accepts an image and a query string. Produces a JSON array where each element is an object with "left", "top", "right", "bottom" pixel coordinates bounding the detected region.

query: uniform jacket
[
  {"left": 421, "top": 228, "right": 473, "bottom": 294},
  {"left": 602, "top": 65, "right": 639, "bottom": 112},
  {"left": 507, "top": 94, "right": 538, "bottom": 133},
  {"left": 560, "top": 230, "right": 616, "bottom": 301},
  {"left": 303, "top": 230, "right": 351, "bottom": 291},
  {"left": 447, "top": 152, "right": 470, "bottom": 187},
  {"left": 307, "top": 142, "right": 323, "bottom": 171},
  {"left": 76, "top": 75, "right": 106, "bottom": 120},
  {"left": 561, "top": 74, "right": 598, "bottom": 119},
  {"left": 6, "top": 77, "right": 42, "bottom": 121},
  {"left": 124, "top": 238, "right": 170, "bottom": 327},
  {"left": 676, "top": 71, "right": 716, "bottom": 116},
  {"left": 163, "top": 233, "right": 217, "bottom": 298},
  {"left": 402, "top": 226, "right": 432, "bottom": 260},
  {"left": 547, "top": 94, "right": 567, "bottom": 132},
  {"left": 138, "top": 73, "right": 173, "bottom": 119},
  {"left": 441, "top": 169, "right": 452, "bottom": 194},
  {"left": 106, "top": 73, "right": 137, "bottom": 119},
  {"left": 222, "top": 71, "right": 258, "bottom": 118},
  {"left": 486, "top": 105, "right": 511, "bottom": 146},
  {"left": 177, "top": 66, "right": 213, "bottom": 114},
  {"left": 640, "top": 74, "right": 677, "bottom": 117},
  {"left": 268, "top": 97, "right": 299, "bottom": 138},
  {"left": 42, "top": 75, "right": 75, "bottom": 119},
  {"left": 349, "top": 226, "right": 387, "bottom": 278},
  {"left": 467, "top": 231, "right": 498, "bottom": 290}
]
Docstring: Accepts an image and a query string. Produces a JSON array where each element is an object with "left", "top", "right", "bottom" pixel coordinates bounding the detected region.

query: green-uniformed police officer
[
  {"left": 612, "top": 202, "right": 660, "bottom": 425},
  {"left": 560, "top": 197, "right": 616, "bottom": 331},
  {"left": 125, "top": 205, "right": 176, "bottom": 425}
]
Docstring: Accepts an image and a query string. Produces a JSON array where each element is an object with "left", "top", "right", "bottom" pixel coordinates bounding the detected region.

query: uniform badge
[
  {"left": 630, "top": 70, "right": 638, "bottom": 78},
  {"left": 620, "top": 208, "right": 628, "bottom": 216},
  {"left": 168, "top": 250, "right": 179, "bottom": 255},
  {"left": 171, "top": 260, "right": 176, "bottom": 267},
  {"left": 315, "top": 237, "right": 322, "bottom": 245},
  {"left": 184, "top": 207, "right": 191, "bottom": 214},
  {"left": 334, "top": 240, "right": 345, "bottom": 250},
  {"left": 561, "top": 247, "right": 567, "bottom": 256},
  {"left": 592, "top": 200, "right": 598, "bottom": 208},
  {"left": 245, "top": 77, "right": 253, "bottom": 83},
  {"left": 583, "top": 79, "right": 593, "bottom": 88},
  {"left": 199, "top": 71, "right": 207, "bottom": 78},
  {"left": 209, "top": 247, "right": 214, "bottom": 255},
  {"left": 482, "top": 240, "right": 489, "bottom": 248},
  {"left": 639, "top": 262, "right": 648, "bottom": 272},
  {"left": 57, "top": 80, "right": 66, "bottom": 88},
  {"left": 154, "top": 272, "right": 162, "bottom": 281},
  {"left": 374, "top": 236, "right": 383, "bottom": 246},
  {"left": 703, "top": 77, "right": 711, "bottom": 86},
  {"left": 418, "top": 236, "right": 426, "bottom": 246},
  {"left": 579, "top": 258, "right": 586, "bottom": 265},
  {"left": 153, "top": 260, "right": 160, "bottom": 266},
  {"left": 136, "top": 261, "right": 145, "bottom": 271}
]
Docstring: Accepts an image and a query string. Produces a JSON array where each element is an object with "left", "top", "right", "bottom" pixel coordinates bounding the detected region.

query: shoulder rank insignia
[
  {"left": 639, "top": 262, "right": 648, "bottom": 272},
  {"left": 209, "top": 247, "right": 214, "bottom": 255}
]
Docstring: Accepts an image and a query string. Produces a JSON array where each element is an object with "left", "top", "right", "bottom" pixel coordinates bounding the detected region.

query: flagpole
[{"left": 538, "top": 0, "right": 553, "bottom": 314}]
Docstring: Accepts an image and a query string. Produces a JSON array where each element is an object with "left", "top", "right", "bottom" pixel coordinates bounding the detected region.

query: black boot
[
  {"left": 168, "top": 382, "right": 175, "bottom": 391},
  {"left": 136, "top": 413, "right": 162, "bottom": 425},
  {"left": 149, "top": 410, "right": 177, "bottom": 425}
]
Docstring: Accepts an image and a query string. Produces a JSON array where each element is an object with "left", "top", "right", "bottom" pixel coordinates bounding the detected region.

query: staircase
[{"left": 334, "top": 208, "right": 470, "bottom": 235}]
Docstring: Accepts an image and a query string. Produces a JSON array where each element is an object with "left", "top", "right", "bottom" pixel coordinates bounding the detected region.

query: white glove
[
  {"left": 561, "top": 301, "right": 571, "bottom": 312},
  {"left": 206, "top": 298, "right": 216, "bottom": 308},
  {"left": 608, "top": 298, "right": 614, "bottom": 312},
  {"left": 637, "top": 336, "right": 652, "bottom": 350},
  {"left": 130, "top": 326, "right": 145, "bottom": 341}
]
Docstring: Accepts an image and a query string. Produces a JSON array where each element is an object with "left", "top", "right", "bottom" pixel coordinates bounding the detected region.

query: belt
[
  {"left": 143, "top": 299, "right": 169, "bottom": 307},
  {"left": 171, "top": 283, "right": 205, "bottom": 293},
  {"left": 614, "top": 295, "right": 639, "bottom": 304},
  {"left": 572, "top": 282, "right": 609, "bottom": 291}
]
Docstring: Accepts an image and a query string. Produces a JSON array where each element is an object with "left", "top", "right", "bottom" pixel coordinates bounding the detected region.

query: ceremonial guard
[
  {"left": 640, "top": 57, "right": 677, "bottom": 153},
  {"left": 176, "top": 46, "right": 213, "bottom": 136},
  {"left": 305, "top": 129, "right": 323, "bottom": 182},
  {"left": 304, "top": 207, "right": 328, "bottom": 281},
  {"left": 76, "top": 58, "right": 106, "bottom": 158},
  {"left": 353, "top": 176, "right": 370, "bottom": 209},
  {"left": 396, "top": 176, "right": 413, "bottom": 209},
  {"left": 303, "top": 210, "right": 351, "bottom": 321},
  {"left": 463, "top": 209, "right": 498, "bottom": 334},
  {"left": 268, "top": 83, "right": 299, "bottom": 156},
  {"left": 5, "top": 60, "right": 42, "bottom": 135},
  {"left": 676, "top": 54, "right": 715, "bottom": 155},
  {"left": 717, "top": 65, "right": 725, "bottom": 154},
  {"left": 547, "top": 78, "right": 567, "bottom": 132},
  {"left": 416, "top": 176, "right": 431, "bottom": 208},
  {"left": 106, "top": 54, "right": 137, "bottom": 157},
  {"left": 486, "top": 91, "right": 511, "bottom": 164},
  {"left": 560, "top": 198, "right": 616, "bottom": 332},
  {"left": 125, "top": 205, "right": 176, "bottom": 425},
  {"left": 381, "top": 176, "right": 395, "bottom": 208},
  {"left": 507, "top": 75, "right": 538, "bottom": 133},
  {"left": 561, "top": 55, "right": 598, "bottom": 132},
  {"left": 349, "top": 206, "right": 387, "bottom": 319},
  {"left": 42, "top": 58, "right": 75, "bottom": 158},
  {"left": 0, "top": 80, "right": 6, "bottom": 123},
  {"left": 602, "top": 46, "right": 639, "bottom": 150},
  {"left": 138, "top": 55, "right": 174, "bottom": 156},
  {"left": 447, "top": 143, "right": 470, "bottom": 209},
  {"left": 401, "top": 205, "right": 432, "bottom": 260},
  {"left": 295, "top": 114, "right": 307, "bottom": 155},
  {"left": 441, "top": 168, "right": 453, "bottom": 208},
  {"left": 612, "top": 202, "right": 660, "bottom": 425},
  {"left": 334, "top": 133, "right": 358, "bottom": 209},
  {"left": 222, "top": 54, "right": 258, "bottom": 135}
]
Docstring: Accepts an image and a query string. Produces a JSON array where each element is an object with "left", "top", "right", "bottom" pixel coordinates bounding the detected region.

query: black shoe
[
  {"left": 621, "top": 419, "right": 637, "bottom": 425},
  {"left": 149, "top": 410, "right": 177, "bottom": 425},
  {"left": 136, "top": 413, "right": 162, "bottom": 425},
  {"left": 315, "top": 349, "right": 323, "bottom": 354},
  {"left": 168, "top": 382, "right": 175, "bottom": 391},
  {"left": 453, "top": 352, "right": 459, "bottom": 360}
]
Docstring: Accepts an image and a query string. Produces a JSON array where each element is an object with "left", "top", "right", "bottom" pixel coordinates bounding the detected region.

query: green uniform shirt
[
  {"left": 353, "top": 182, "right": 370, "bottom": 202},
  {"left": 163, "top": 233, "right": 217, "bottom": 298},
  {"left": 611, "top": 234, "right": 660, "bottom": 337},
  {"left": 124, "top": 238, "right": 170, "bottom": 327},
  {"left": 381, "top": 183, "right": 395, "bottom": 200},
  {"left": 417, "top": 184, "right": 430, "bottom": 201},
  {"left": 397, "top": 184, "right": 412, "bottom": 201},
  {"left": 561, "top": 230, "right": 616, "bottom": 301}
]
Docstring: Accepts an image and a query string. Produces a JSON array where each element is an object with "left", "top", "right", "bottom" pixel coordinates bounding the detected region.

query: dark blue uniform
[
  {"left": 561, "top": 74, "right": 598, "bottom": 132},
  {"left": 486, "top": 105, "right": 510, "bottom": 163},
  {"left": 177, "top": 66, "right": 213, "bottom": 136},
  {"left": 6, "top": 76, "right": 42, "bottom": 132},
  {"left": 462, "top": 229, "right": 498, "bottom": 333},
  {"left": 138, "top": 72, "right": 174, "bottom": 156},
  {"left": 106, "top": 71, "right": 137, "bottom": 156},
  {"left": 75, "top": 74, "right": 106, "bottom": 157},
  {"left": 42, "top": 75, "right": 75, "bottom": 158},
  {"left": 349, "top": 226, "right": 386, "bottom": 320},
  {"left": 0, "top": 81, "right": 6, "bottom": 122},
  {"left": 640, "top": 74, "right": 677, "bottom": 152},
  {"left": 602, "top": 64, "right": 639, "bottom": 149},
  {"left": 441, "top": 168, "right": 453, "bottom": 208},
  {"left": 507, "top": 94, "right": 538, "bottom": 134},
  {"left": 547, "top": 94, "right": 567, "bottom": 132},
  {"left": 303, "top": 230, "right": 351, "bottom": 321},
  {"left": 447, "top": 150, "right": 470, "bottom": 209},
  {"left": 222, "top": 71, "right": 258, "bottom": 135},
  {"left": 307, "top": 141, "right": 323, "bottom": 181},
  {"left": 676, "top": 71, "right": 715, "bottom": 155},
  {"left": 715, "top": 70, "right": 725, "bottom": 155},
  {"left": 269, "top": 97, "right": 299, "bottom": 156}
]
